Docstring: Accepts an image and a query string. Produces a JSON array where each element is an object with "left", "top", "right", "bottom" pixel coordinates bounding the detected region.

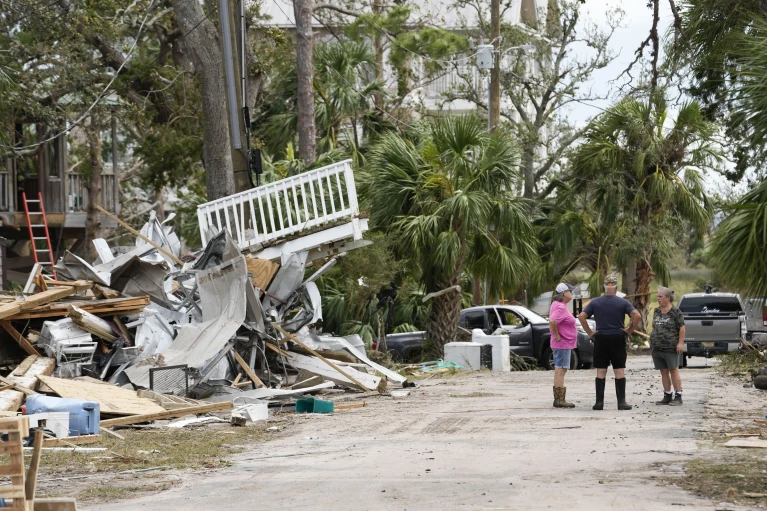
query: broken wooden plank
[
  {"left": 335, "top": 402, "right": 367, "bottom": 410},
  {"left": 0, "top": 320, "right": 40, "bottom": 356},
  {"left": 100, "top": 428, "right": 125, "bottom": 440},
  {"left": 37, "top": 375, "right": 166, "bottom": 416},
  {"left": 0, "top": 384, "right": 16, "bottom": 393},
  {"left": 0, "top": 287, "right": 77, "bottom": 320},
  {"left": 273, "top": 323, "right": 371, "bottom": 391},
  {"left": 7, "top": 296, "right": 150, "bottom": 320},
  {"left": 12, "top": 355, "right": 38, "bottom": 376},
  {"left": 232, "top": 349, "right": 265, "bottom": 388},
  {"left": 135, "top": 389, "right": 203, "bottom": 411},
  {"left": 0, "top": 356, "right": 53, "bottom": 413},
  {"left": 92, "top": 284, "right": 120, "bottom": 299},
  {"left": 724, "top": 437, "right": 767, "bottom": 448},
  {"left": 68, "top": 305, "right": 117, "bottom": 342},
  {"left": 100, "top": 401, "right": 234, "bottom": 428}
]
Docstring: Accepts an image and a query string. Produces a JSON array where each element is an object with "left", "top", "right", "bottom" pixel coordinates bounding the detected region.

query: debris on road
[{"left": 0, "top": 161, "right": 405, "bottom": 448}]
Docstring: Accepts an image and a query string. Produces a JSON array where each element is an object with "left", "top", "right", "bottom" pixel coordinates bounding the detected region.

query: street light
[{"left": 476, "top": 44, "right": 535, "bottom": 131}]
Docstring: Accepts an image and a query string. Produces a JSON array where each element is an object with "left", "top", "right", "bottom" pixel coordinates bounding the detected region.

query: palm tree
[
  {"left": 362, "top": 115, "right": 538, "bottom": 354},
  {"left": 709, "top": 180, "right": 767, "bottom": 298},
  {"left": 570, "top": 96, "right": 720, "bottom": 328}
]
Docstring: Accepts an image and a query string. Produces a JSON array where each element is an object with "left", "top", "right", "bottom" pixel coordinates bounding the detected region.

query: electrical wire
[
  {"left": 0, "top": 7, "right": 153, "bottom": 151},
  {"left": 0, "top": 6, "right": 215, "bottom": 152}
]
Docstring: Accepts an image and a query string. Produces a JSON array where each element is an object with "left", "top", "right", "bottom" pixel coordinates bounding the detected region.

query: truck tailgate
[{"left": 684, "top": 317, "right": 741, "bottom": 342}]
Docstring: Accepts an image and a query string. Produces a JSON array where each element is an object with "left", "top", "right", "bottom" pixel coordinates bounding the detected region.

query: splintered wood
[
  {"left": 0, "top": 416, "right": 30, "bottom": 509},
  {"left": 0, "top": 356, "right": 55, "bottom": 412},
  {"left": 36, "top": 375, "right": 166, "bottom": 416},
  {"left": 7, "top": 296, "right": 150, "bottom": 320}
]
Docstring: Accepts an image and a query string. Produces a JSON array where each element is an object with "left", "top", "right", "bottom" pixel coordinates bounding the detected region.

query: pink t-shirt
[{"left": 549, "top": 300, "right": 577, "bottom": 350}]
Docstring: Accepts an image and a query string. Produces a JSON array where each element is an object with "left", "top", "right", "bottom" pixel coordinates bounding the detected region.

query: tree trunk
[
  {"left": 632, "top": 257, "right": 653, "bottom": 332},
  {"left": 489, "top": 0, "right": 501, "bottom": 132},
  {"left": 373, "top": 0, "right": 384, "bottom": 111},
  {"left": 294, "top": 0, "right": 317, "bottom": 166},
  {"left": 522, "top": 139, "right": 536, "bottom": 199},
  {"left": 173, "top": 0, "right": 235, "bottom": 200},
  {"left": 621, "top": 258, "right": 637, "bottom": 296},
  {"left": 426, "top": 274, "right": 462, "bottom": 356},
  {"left": 84, "top": 116, "right": 103, "bottom": 262}
]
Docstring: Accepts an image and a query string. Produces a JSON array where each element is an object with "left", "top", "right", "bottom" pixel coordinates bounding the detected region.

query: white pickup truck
[{"left": 677, "top": 292, "right": 748, "bottom": 361}]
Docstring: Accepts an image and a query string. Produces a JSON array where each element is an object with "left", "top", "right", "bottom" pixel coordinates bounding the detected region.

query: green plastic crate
[{"left": 295, "top": 397, "right": 334, "bottom": 414}]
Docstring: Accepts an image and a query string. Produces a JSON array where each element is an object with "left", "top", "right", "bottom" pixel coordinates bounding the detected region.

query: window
[
  {"left": 464, "top": 311, "right": 485, "bottom": 331},
  {"left": 498, "top": 309, "right": 524, "bottom": 327},
  {"left": 678, "top": 297, "right": 743, "bottom": 315}
]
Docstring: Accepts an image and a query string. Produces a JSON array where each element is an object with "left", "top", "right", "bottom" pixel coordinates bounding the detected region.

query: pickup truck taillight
[
  {"left": 372, "top": 340, "right": 378, "bottom": 351},
  {"left": 763, "top": 305, "right": 767, "bottom": 327}
]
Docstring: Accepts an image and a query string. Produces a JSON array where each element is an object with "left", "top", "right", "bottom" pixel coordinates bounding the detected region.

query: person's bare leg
[
  {"left": 596, "top": 368, "right": 607, "bottom": 379},
  {"left": 554, "top": 368, "right": 567, "bottom": 387},
  {"left": 669, "top": 368, "right": 682, "bottom": 392},
  {"left": 614, "top": 368, "right": 625, "bottom": 379},
  {"left": 660, "top": 369, "right": 671, "bottom": 392}
]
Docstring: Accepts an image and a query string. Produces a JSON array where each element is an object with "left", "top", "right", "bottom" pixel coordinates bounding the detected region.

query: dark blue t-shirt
[{"left": 583, "top": 295, "right": 636, "bottom": 335}]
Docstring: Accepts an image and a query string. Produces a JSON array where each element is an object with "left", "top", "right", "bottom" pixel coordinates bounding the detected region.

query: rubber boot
[
  {"left": 615, "top": 378, "right": 633, "bottom": 410},
  {"left": 558, "top": 387, "right": 575, "bottom": 408},
  {"left": 592, "top": 378, "right": 605, "bottom": 410}
]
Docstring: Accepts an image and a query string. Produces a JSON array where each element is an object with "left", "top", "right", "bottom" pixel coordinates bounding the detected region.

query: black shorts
[{"left": 593, "top": 333, "right": 627, "bottom": 369}]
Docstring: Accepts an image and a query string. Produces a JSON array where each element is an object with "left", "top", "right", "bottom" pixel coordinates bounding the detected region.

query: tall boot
[
  {"left": 593, "top": 377, "right": 605, "bottom": 410},
  {"left": 615, "top": 378, "right": 632, "bottom": 410}
]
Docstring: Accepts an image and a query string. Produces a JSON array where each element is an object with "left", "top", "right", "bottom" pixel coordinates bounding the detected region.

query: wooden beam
[
  {"left": 0, "top": 384, "right": 16, "bottom": 393},
  {"left": 25, "top": 429, "right": 44, "bottom": 501},
  {"left": 0, "top": 321, "right": 40, "bottom": 356},
  {"left": 232, "top": 349, "right": 265, "bottom": 388},
  {"left": 99, "top": 401, "right": 234, "bottom": 428},
  {"left": 12, "top": 355, "right": 38, "bottom": 376},
  {"left": 0, "top": 375, "right": 36, "bottom": 396},
  {"left": 0, "top": 286, "right": 76, "bottom": 320},
  {"left": 272, "top": 323, "right": 369, "bottom": 390},
  {"left": 95, "top": 205, "right": 183, "bottom": 265},
  {"left": 7, "top": 296, "right": 149, "bottom": 320}
]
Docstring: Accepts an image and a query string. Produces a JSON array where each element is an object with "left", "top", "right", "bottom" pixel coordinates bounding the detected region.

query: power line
[
  {"left": 0, "top": 7, "right": 214, "bottom": 152},
  {"left": 0, "top": 8, "right": 152, "bottom": 150}
]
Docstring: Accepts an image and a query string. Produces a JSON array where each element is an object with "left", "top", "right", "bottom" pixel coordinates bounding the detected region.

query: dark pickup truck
[
  {"left": 678, "top": 292, "right": 748, "bottom": 359},
  {"left": 376, "top": 305, "right": 594, "bottom": 370}
]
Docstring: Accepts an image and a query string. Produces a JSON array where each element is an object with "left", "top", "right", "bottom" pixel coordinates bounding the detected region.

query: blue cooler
[{"left": 25, "top": 395, "right": 100, "bottom": 435}]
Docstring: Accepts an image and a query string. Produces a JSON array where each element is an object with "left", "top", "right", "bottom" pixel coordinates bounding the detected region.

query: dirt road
[{"left": 84, "top": 356, "right": 760, "bottom": 511}]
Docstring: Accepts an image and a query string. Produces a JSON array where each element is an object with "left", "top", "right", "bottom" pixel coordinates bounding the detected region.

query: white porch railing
[{"left": 197, "top": 159, "right": 365, "bottom": 252}]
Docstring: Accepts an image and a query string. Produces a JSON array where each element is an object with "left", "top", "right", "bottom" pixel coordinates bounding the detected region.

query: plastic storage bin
[
  {"left": 295, "top": 397, "right": 334, "bottom": 414},
  {"left": 25, "top": 395, "right": 100, "bottom": 435}
]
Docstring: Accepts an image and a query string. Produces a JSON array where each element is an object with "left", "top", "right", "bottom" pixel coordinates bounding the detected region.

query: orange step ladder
[{"left": 22, "top": 192, "right": 56, "bottom": 279}]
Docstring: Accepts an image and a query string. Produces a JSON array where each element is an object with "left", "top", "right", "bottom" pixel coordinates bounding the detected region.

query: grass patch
[
  {"left": 35, "top": 423, "right": 268, "bottom": 477},
  {"left": 679, "top": 454, "right": 767, "bottom": 506},
  {"left": 714, "top": 351, "right": 765, "bottom": 377},
  {"left": 75, "top": 482, "right": 175, "bottom": 502}
]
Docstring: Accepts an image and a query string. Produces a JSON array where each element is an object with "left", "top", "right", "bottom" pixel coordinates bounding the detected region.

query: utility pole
[
  {"left": 219, "top": 0, "right": 251, "bottom": 192},
  {"left": 490, "top": 0, "right": 501, "bottom": 132},
  {"left": 294, "top": 0, "right": 317, "bottom": 166}
]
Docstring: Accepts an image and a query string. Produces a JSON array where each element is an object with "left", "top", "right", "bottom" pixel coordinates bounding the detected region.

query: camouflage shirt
[{"left": 650, "top": 306, "right": 685, "bottom": 353}]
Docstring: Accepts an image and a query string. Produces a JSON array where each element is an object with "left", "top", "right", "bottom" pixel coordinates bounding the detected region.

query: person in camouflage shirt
[{"left": 650, "top": 287, "right": 686, "bottom": 406}]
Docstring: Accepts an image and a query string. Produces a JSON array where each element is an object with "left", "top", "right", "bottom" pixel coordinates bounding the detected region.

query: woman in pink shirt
[{"left": 549, "top": 283, "right": 578, "bottom": 408}]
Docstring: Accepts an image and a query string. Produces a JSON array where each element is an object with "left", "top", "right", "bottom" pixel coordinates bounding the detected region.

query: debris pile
[{"left": 0, "top": 160, "right": 405, "bottom": 439}]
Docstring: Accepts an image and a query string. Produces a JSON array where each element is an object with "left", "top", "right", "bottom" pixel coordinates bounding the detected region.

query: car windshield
[
  {"left": 507, "top": 306, "right": 548, "bottom": 325},
  {"left": 678, "top": 297, "right": 743, "bottom": 315}
]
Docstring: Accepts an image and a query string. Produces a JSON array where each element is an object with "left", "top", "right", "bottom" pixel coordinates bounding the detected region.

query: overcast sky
[{"left": 567, "top": 0, "right": 673, "bottom": 126}]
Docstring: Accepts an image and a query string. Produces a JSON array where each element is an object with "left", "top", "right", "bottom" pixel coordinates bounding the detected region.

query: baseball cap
[
  {"left": 555, "top": 283, "right": 575, "bottom": 293},
  {"left": 604, "top": 274, "right": 619, "bottom": 286}
]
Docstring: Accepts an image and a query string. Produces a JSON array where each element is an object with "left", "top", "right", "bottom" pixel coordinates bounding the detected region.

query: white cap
[{"left": 555, "top": 283, "right": 575, "bottom": 293}]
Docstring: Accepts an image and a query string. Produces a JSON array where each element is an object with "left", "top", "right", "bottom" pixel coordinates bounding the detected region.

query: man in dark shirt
[{"left": 578, "top": 274, "right": 641, "bottom": 411}]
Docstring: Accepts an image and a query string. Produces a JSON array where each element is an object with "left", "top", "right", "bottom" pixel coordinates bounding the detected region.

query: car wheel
[
  {"left": 544, "top": 347, "right": 579, "bottom": 370},
  {"left": 388, "top": 349, "right": 403, "bottom": 363},
  {"left": 570, "top": 350, "right": 580, "bottom": 370},
  {"left": 543, "top": 347, "right": 554, "bottom": 370}
]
